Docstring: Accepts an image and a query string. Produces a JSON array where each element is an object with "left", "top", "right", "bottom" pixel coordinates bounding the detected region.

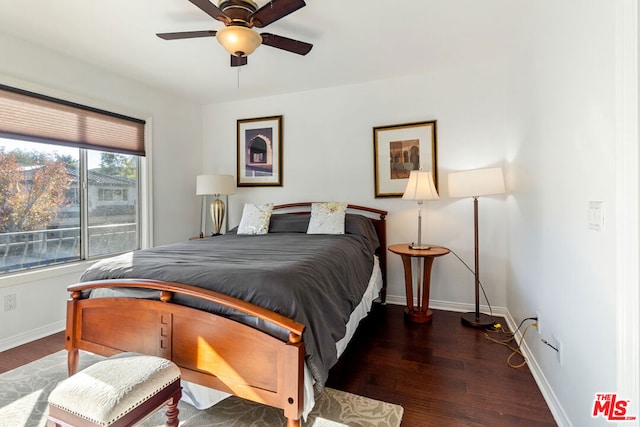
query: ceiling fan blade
[
  {"left": 189, "top": 0, "right": 231, "bottom": 24},
  {"left": 156, "top": 30, "right": 217, "bottom": 40},
  {"left": 231, "top": 55, "right": 248, "bottom": 67},
  {"left": 261, "top": 33, "right": 312, "bottom": 55},
  {"left": 249, "top": 0, "right": 306, "bottom": 28}
]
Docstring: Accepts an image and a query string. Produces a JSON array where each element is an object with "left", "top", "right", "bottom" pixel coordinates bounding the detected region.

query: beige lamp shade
[
  {"left": 196, "top": 174, "right": 236, "bottom": 196},
  {"left": 402, "top": 170, "right": 440, "bottom": 201},
  {"left": 448, "top": 167, "right": 505, "bottom": 198}
]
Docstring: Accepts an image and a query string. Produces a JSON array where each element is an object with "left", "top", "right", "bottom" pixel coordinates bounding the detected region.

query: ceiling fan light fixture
[{"left": 216, "top": 25, "right": 262, "bottom": 57}]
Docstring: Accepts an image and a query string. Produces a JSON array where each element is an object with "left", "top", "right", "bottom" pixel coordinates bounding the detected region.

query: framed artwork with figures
[{"left": 373, "top": 120, "right": 438, "bottom": 197}]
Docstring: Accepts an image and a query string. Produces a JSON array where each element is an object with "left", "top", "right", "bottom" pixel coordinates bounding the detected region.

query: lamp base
[
  {"left": 210, "top": 198, "right": 225, "bottom": 236},
  {"left": 408, "top": 243, "right": 431, "bottom": 250},
  {"left": 461, "top": 312, "right": 494, "bottom": 328}
]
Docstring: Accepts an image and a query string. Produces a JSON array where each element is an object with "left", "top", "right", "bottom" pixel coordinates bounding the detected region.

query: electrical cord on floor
[
  {"left": 448, "top": 248, "right": 496, "bottom": 324},
  {"left": 447, "top": 247, "right": 541, "bottom": 367},
  {"left": 484, "top": 317, "right": 538, "bottom": 368}
]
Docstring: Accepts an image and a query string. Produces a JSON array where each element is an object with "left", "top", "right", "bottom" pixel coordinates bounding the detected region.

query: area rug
[{"left": 0, "top": 350, "right": 402, "bottom": 427}]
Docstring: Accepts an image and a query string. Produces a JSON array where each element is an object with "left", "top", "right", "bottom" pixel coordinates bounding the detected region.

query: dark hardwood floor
[
  {"left": 0, "top": 330, "right": 66, "bottom": 374},
  {"left": 0, "top": 304, "right": 556, "bottom": 426},
  {"left": 326, "top": 304, "right": 557, "bottom": 426}
]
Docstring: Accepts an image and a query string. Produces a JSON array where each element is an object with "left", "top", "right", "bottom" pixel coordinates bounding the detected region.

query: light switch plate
[{"left": 588, "top": 201, "right": 604, "bottom": 232}]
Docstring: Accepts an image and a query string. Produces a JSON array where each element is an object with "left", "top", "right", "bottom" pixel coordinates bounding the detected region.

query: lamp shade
[
  {"left": 215, "top": 26, "right": 262, "bottom": 57},
  {"left": 448, "top": 167, "right": 505, "bottom": 198},
  {"left": 196, "top": 174, "right": 236, "bottom": 196},
  {"left": 402, "top": 170, "right": 439, "bottom": 201}
]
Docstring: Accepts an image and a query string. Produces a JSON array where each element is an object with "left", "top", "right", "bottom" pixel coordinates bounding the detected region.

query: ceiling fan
[{"left": 157, "top": 0, "right": 313, "bottom": 67}]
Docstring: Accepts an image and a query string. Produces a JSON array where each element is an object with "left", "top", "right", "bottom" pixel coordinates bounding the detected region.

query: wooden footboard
[{"left": 65, "top": 279, "right": 305, "bottom": 426}]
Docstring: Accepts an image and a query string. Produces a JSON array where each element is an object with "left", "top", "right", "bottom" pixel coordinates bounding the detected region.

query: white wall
[
  {"left": 0, "top": 32, "right": 203, "bottom": 348},
  {"left": 201, "top": 2, "right": 639, "bottom": 425},
  {"left": 202, "top": 58, "right": 511, "bottom": 317},
  {"left": 506, "top": 0, "right": 638, "bottom": 425}
]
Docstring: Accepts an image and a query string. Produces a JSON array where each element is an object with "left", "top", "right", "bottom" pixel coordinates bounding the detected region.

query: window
[
  {"left": 86, "top": 150, "right": 140, "bottom": 258},
  {"left": 0, "top": 85, "right": 145, "bottom": 273}
]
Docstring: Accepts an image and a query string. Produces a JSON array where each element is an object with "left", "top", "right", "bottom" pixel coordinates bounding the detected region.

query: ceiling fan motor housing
[{"left": 219, "top": 0, "right": 258, "bottom": 23}]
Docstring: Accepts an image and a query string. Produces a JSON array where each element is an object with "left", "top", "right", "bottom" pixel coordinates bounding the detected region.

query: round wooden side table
[{"left": 388, "top": 244, "right": 450, "bottom": 323}]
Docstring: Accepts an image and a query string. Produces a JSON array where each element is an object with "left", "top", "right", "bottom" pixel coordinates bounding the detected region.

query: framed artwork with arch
[
  {"left": 373, "top": 120, "right": 438, "bottom": 198},
  {"left": 237, "top": 115, "right": 283, "bottom": 187}
]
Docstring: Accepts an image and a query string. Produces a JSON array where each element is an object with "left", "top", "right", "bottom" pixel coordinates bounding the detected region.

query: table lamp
[
  {"left": 402, "top": 170, "right": 439, "bottom": 250},
  {"left": 448, "top": 167, "right": 505, "bottom": 327},
  {"left": 196, "top": 174, "right": 236, "bottom": 235}
]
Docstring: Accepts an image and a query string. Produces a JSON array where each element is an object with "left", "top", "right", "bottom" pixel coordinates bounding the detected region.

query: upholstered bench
[{"left": 46, "top": 353, "right": 182, "bottom": 427}]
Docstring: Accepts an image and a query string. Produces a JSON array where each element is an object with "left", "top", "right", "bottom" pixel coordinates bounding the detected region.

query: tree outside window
[{"left": 0, "top": 140, "right": 140, "bottom": 272}]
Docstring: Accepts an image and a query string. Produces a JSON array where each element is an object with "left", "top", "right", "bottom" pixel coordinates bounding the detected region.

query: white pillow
[
  {"left": 307, "top": 202, "right": 348, "bottom": 235},
  {"left": 237, "top": 203, "right": 274, "bottom": 235}
]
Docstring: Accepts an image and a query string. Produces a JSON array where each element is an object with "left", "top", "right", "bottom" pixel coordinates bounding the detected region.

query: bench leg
[{"left": 165, "top": 389, "right": 181, "bottom": 427}]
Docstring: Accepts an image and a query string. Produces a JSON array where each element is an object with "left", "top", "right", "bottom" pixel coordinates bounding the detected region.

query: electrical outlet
[
  {"left": 4, "top": 294, "right": 17, "bottom": 312},
  {"left": 535, "top": 312, "right": 542, "bottom": 335}
]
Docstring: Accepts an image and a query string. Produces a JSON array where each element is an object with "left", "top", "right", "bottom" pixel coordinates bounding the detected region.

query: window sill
[{"left": 0, "top": 261, "right": 97, "bottom": 288}]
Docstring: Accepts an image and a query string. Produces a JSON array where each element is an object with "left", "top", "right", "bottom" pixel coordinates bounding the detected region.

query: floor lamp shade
[
  {"left": 196, "top": 174, "right": 236, "bottom": 235},
  {"left": 403, "top": 170, "right": 439, "bottom": 250},
  {"left": 448, "top": 167, "right": 505, "bottom": 328},
  {"left": 448, "top": 167, "right": 505, "bottom": 198}
]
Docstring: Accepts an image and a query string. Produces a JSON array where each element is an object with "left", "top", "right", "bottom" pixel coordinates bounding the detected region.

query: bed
[{"left": 64, "top": 202, "right": 387, "bottom": 427}]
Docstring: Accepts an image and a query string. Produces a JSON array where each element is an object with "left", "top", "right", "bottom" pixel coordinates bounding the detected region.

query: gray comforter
[{"left": 80, "top": 231, "right": 376, "bottom": 388}]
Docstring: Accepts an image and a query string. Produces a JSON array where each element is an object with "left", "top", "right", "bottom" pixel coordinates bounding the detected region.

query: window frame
[{"left": 0, "top": 84, "right": 152, "bottom": 280}]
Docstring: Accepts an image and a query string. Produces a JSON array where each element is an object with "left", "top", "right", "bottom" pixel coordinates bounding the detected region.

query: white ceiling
[{"left": 0, "top": 0, "right": 519, "bottom": 105}]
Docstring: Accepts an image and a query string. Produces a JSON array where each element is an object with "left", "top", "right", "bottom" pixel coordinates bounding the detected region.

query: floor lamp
[
  {"left": 448, "top": 167, "right": 505, "bottom": 328},
  {"left": 196, "top": 174, "right": 236, "bottom": 235}
]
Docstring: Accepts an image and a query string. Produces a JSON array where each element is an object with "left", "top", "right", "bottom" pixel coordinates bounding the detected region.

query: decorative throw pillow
[
  {"left": 237, "top": 203, "right": 274, "bottom": 235},
  {"left": 307, "top": 202, "right": 348, "bottom": 234}
]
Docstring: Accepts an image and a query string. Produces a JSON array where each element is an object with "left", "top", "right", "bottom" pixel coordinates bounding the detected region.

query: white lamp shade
[
  {"left": 448, "top": 167, "right": 505, "bottom": 198},
  {"left": 196, "top": 174, "right": 236, "bottom": 196},
  {"left": 216, "top": 26, "right": 262, "bottom": 56},
  {"left": 402, "top": 170, "right": 439, "bottom": 201}
]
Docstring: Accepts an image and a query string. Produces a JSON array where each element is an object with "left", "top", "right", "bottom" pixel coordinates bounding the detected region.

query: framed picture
[
  {"left": 237, "top": 115, "right": 283, "bottom": 187},
  {"left": 373, "top": 120, "right": 438, "bottom": 198}
]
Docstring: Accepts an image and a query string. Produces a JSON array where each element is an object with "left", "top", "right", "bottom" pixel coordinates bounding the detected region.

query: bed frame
[{"left": 65, "top": 203, "right": 387, "bottom": 427}]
